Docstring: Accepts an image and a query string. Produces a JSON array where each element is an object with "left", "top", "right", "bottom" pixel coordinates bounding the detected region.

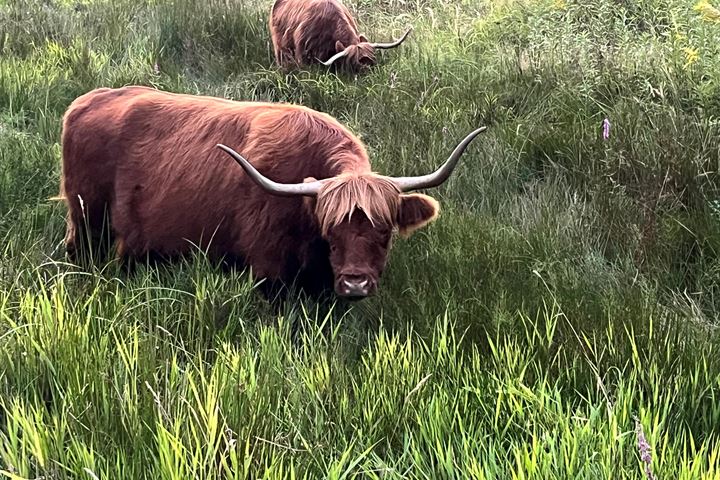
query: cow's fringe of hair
[
  {"left": 340, "top": 43, "right": 375, "bottom": 65},
  {"left": 315, "top": 174, "right": 399, "bottom": 234}
]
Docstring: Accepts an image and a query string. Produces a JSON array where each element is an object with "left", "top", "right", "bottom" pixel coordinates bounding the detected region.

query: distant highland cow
[
  {"left": 270, "top": 0, "right": 411, "bottom": 71},
  {"left": 58, "top": 86, "right": 484, "bottom": 299}
]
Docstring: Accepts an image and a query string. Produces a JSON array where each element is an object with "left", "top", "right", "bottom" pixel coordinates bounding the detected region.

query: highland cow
[
  {"left": 270, "top": 0, "right": 411, "bottom": 71},
  {"left": 58, "top": 86, "right": 485, "bottom": 299}
]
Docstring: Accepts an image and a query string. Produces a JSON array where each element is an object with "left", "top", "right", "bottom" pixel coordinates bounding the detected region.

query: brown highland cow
[
  {"left": 270, "top": 0, "right": 411, "bottom": 71},
  {"left": 58, "top": 86, "right": 485, "bottom": 299}
]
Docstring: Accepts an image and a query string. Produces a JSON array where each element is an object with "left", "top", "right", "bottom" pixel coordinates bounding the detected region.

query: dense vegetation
[{"left": 1, "top": 0, "right": 719, "bottom": 477}]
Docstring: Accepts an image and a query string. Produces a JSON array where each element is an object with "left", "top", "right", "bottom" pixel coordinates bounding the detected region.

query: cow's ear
[
  {"left": 397, "top": 194, "right": 439, "bottom": 238},
  {"left": 335, "top": 40, "right": 346, "bottom": 52},
  {"left": 359, "top": 34, "right": 368, "bottom": 43}
]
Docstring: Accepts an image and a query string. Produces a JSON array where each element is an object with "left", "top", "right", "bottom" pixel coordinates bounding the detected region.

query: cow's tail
[{"left": 49, "top": 177, "right": 66, "bottom": 202}]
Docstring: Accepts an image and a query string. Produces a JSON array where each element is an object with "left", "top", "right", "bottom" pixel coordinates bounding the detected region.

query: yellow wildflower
[
  {"left": 554, "top": 0, "right": 566, "bottom": 9},
  {"left": 694, "top": 0, "right": 720, "bottom": 21},
  {"left": 682, "top": 47, "right": 699, "bottom": 69}
]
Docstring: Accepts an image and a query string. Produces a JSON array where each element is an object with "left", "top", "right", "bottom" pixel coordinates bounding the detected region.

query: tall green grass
[{"left": 1, "top": 0, "right": 719, "bottom": 477}]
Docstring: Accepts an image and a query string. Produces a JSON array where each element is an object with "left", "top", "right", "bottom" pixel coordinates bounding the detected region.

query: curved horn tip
[
  {"left": 461, "top": 126, "right": 488, "bottom": 140},
  {"left": 453, "top": 126, "right": 488, "bottom": 152},
  {"left": 371, "top": 26, "right": 413, "bottom": 49},
  {"left": 216, "top": 143, "right": 323, "bottom": 197},
  {"left": 470, "top": 126, "right": 488, "bottom": 137},
  {"left": 217, "top": 143, "right": 236, "bottom": 152},
  {"left": 217, "top": 143, "right": 244, "bottom": 159},
  {"left": 390, "top": 126, "right": 488, "bottom": 192},
  {"left": 216, "top": 143, "right": 254, "bottom": 169},
  {"left": 319, "top": 47, "right": 351, "bottom": 66}
]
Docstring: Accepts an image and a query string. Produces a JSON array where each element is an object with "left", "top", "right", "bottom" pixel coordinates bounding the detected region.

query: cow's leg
[
  {"left": 290, "top": 30, "right": 313, "bottom": 68},
  {"left": 64, "top": 193, "right": 112, "bottom": 264},
  {"left": 274, "top": 47, "right": 296, "bottom": 71},
  {"left": 273, "top": 42, "right": 284, "bottom": 66},
  {"left": 114, "top": 237, "right": 127, "bottom": 262},
  {"left": 64, "top": 210, "right": 79, "bottom": 261},
  {"left": 285, "top": 51, "right": 298, "bottom": 70}
]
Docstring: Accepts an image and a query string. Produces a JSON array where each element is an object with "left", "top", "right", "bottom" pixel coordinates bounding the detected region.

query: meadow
[{"left": 1, "top": 0, "right": 720, "bottom": 477}]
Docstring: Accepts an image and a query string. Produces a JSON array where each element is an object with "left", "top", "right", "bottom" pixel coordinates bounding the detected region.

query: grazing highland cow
[
  {"left": 270, "top": 0, "right": 411, "bottom": 71},
  {"left": 58, "top": 86, "right": 485, "bottom": 299}
]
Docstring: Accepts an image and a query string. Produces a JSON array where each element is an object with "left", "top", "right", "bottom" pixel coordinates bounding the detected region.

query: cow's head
[
  {"left": 319, "top": 28, "right": 412, "bottom": 72},
  {"left": 217, "top": 126, "right": 485, "bottom": 299}
]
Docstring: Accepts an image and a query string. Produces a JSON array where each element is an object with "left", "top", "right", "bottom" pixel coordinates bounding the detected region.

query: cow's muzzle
[{"left": 336, "top": 274, "right": 374, "bottom": 299}]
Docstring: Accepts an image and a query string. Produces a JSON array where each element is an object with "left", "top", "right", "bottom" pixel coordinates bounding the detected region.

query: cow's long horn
[
  {"left": 391, "top": 127, "right": 487, "bottom": 192},
  {"left": 319, "top": 47, "right": 352, "bottom": 66},
  {"left": 370, "top": 27, "right": 412, "bottom": 49},
  {"left": 216, "top": 144, "right": 322, "bottom": 197}
]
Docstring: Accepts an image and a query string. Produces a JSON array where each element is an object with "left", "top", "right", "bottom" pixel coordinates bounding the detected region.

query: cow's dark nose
[{"left": 337, "top": 275, "right": 372, "bottom": 298}]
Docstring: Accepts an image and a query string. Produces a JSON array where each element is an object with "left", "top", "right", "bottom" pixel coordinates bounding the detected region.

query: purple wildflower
[
  {"left": 602, "top": 117, "right": 611, "bottom": 140},
  {"left": 153, "top": 62, "right": 160, "bottom": 75},
  {"left": 634, "top": 418, "right": 657, "bottom": 480}
]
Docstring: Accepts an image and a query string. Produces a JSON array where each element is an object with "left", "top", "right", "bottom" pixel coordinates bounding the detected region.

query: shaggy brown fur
[
  {"left": 270, "top": 0, "right": 379, "bottom": 71},
  {"left": 59, "top": 86, "right": 441, "bottom": 298}
]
